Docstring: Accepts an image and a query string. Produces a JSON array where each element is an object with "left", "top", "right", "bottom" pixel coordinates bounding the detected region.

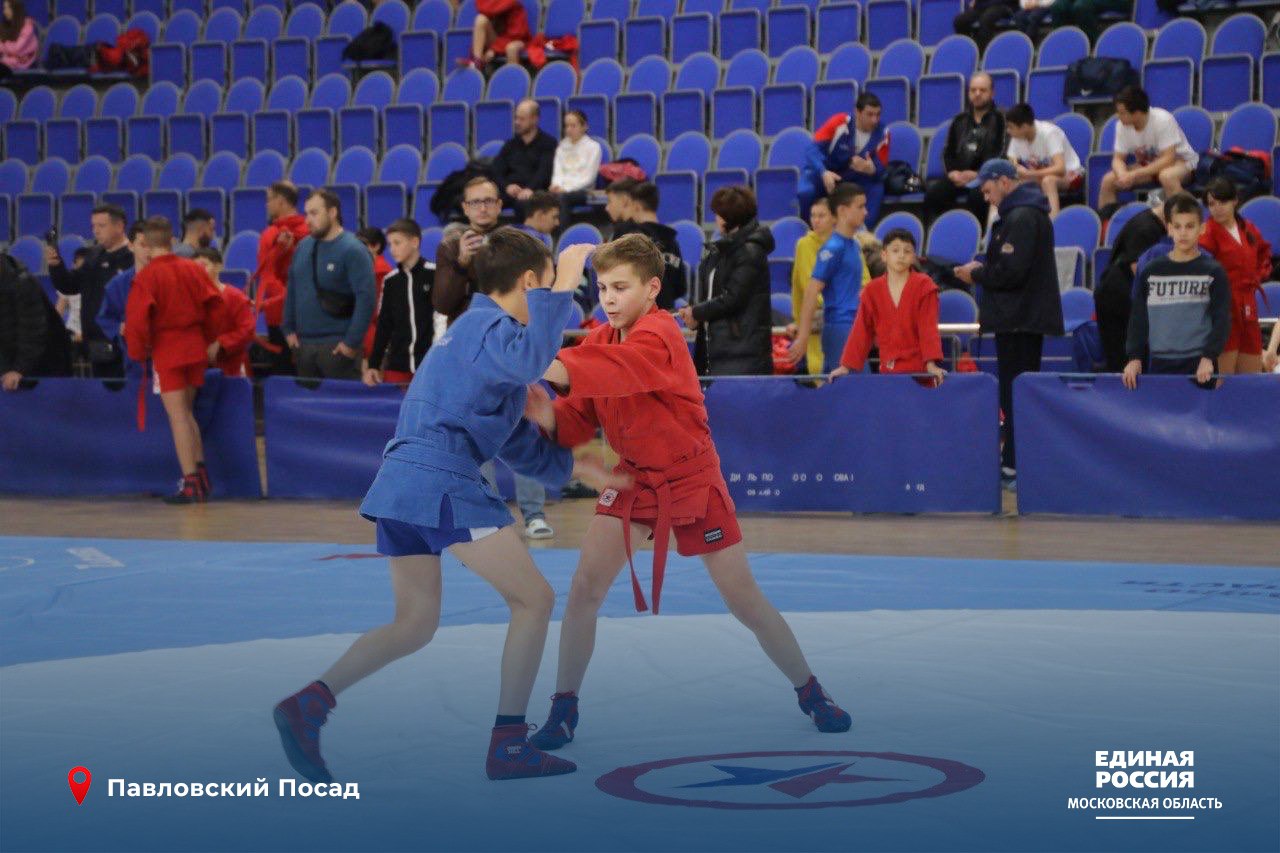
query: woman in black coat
[
  {"left": 0, "top": 252, "right": 72, "bottom": 390},
  {"left": 679, "top": 186, "right": 775, "bottom": 376}
]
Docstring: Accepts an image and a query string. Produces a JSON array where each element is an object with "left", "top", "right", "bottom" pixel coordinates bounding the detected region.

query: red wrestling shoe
[
  {"left": 163, "top": 474, "right": 206, "bottom": 505},
  {"left": 274, "top": 681, "right": 336, "bottom": 783},
  {"left": 485, "top": 724, "right": 577, "bottom": 781},
  {"left": 195, "top": 462, "right": 211, "bottom": 497}
]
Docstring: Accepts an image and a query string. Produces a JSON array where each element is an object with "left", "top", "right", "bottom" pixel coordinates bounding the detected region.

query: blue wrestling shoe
[
  {"left": 796, "top": 676, "right": 852, "bottom": 733},
  {"left": 273, "top": 681, "right": 336, "bottom": 783},
  {"left": 529, "top": 692, "right": 578, "bottom": 750},
  {"left": 486, "top": 724, "right": 577, "bottom": 780}
]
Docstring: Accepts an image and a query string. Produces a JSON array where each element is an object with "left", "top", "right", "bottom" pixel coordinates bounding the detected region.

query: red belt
[{"left": 616, "top": 444, "right": 720, "bottom": 616}]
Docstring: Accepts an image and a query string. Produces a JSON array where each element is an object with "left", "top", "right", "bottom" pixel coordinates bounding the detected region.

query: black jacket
[
  {"left": 0, "top": 253, "right": 72, "bottom": 378},
  {"left": 612, "top": 220, "right": 688, "bottom": 309},
  {"left": 973, "top": 184, "right": 1065, "bottom": 336},
  {"left": 691, "top": 220, "right": 775, "bottom": 376},
  {"left": 943, "top": 107, "right": 1007, "bottom": 175},
  {"left": 48, "top": 242, "right": 133, "bottom": 342},
  {"left": 492, "top": 130, "right": 558, "bottom": 193},
  {"left": 1097, "top": 209, "right": 1166, "bottom": 299},
  {"left": 369, "top": 257, "right": 435, "bottom": 374}
]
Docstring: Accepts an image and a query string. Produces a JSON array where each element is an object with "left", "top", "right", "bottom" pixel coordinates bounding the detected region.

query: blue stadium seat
[
  {"left": 0, "top": 159, "right": 26, "bottom": 241},
  {"left": 0, "top": 89, "right": 15, "bottom": 126},
  {"left": 719, "top": 8, "right": 760, "bottom": 59},
  {"left": 474, "top": 101, "right": 514, "bottom": 148},
  {"left": 671, "top": 12, "right": 712, "bottom": 63},
  {"left": 674, "top": 51, "right": 720, "bottom": 95},
  {"left": 425, "top": 143, "right": 468, "bottom": 182},
  {"left": 371, "top": 0, "right": 411, "bottom": 38},
  {"left": 1219, "top": 103, "right": 1277, "bottom": 154},
  {"left": 429, "top": 102, "right": 470, "bottom": 149},
  {"left": 251, "top": 76, "right": 306, "bottom": 157},
  {"left": 1092, "top": 22, "right": 1146, "bottom": 73},
  {"left": 163, "top": 9, "right": 203, "bottom": 45},
  {"left": 884, "top": 120, "right": 924, "bottom": 202},
  {"left": 667, "top": 132, "right": 711, "bottom": 178},
  {"left": 536, "top": 98, "right": 563, "bottom": 138},
  {"left": 290, "top": 147, "right": 332, "bottom": 189},
  {"left": 84, "top": 13, "right": 120, "bottom": 47},
  {"left": 725, "top": 48, "right": 769, "bottom": 89},
  {"left": 1263, "top": 53, "right": 1280, "bottom": 110},
  {"left": 1053, "top": 206, "right": 1101, "bottom": 257},
  {"left": 636, "top": 0, "right": 677, "bottom": 18},
  {"left": 191, "top": 41, "right": 228, "bottom": 85},
  {"left": 775, "top": 44, "right": 820, "bottom": 89},
  {"left": 577, "top": 19, "right": 619, "bottom": 71},
  {"left": 333, "top": 146, "right": 378, "bottom": 208},
  {"left": 1037, "top": 26, "right": 1089, "bottom": 69},
  {"left": 1059, "top": 287, "right": 1094, "bottom": 332},
  {"left": 866, "top": 0, "right": 910, "bottom": 51},
  {"left": 826, "top": 43, "right": 872, "bottom": 85},
  {"left": 59, "top": 84, "right": 97, "bottom": 121},
  {"left": 866, "top": 40, "right": 924, "bottom": 127},
  {"left": 398, "top": 30, "right": 438, "bottom": 77},
  {"left": 767, "top": 127, "right": 812, "bottom": 169},
  {"left": 18, "top": 160, "right": 69, "bottom": 237},
  {"left": 327, "top": 0, "right": 368, "bottom": 36},
  {"left": 681, "top": 0, "right": 721, "bottom": 15},
  {"left": 662, "top": 89, "right": 706, "bottom": 142},
  {"left": 341, "top": 71, "right": 396, "bottom": 153},
  {"left": 926, "top": 209, "right": 981, "bottom": 265},
  {"left": 296, "top": 73, "right": 353, "bottom": 155},
  {"left": 770, "top": 216, "right": 808, "bottom": 262},
  {"left": 44, "top": 118, "right": 82, "bottom": 165},
  {"left": 767, "top": 5, "right": 810, "bottom": 58},
  {"left": 984, "top": 31, "right": 1033, "bottom": 109},
  {"left": 40, "top": 17, "right": 81, "bottom": 80},
  {"left": 443, "top": 66, "right": 486, "bottom": 104},
  {"left": 617, "top": 135, "right": 662, "bottom": 180},
  {"left": 1212, "top": 12, "right": 1265, "bottom": 60},
  {"left": 210, "top": 78, "right": 264, "bottom": 158},
  {"left": 203, "top": 7, "right": 243, "bottom": 43},
  {"left": 1027, "top": 68, "right": 1070, "bottom": 121},
  {"left": 222, "top": 231, "right": 260, "bottom": 276},
  {"left": 8, "top": 237, "right": 45, "bottom": 277},
  {"left": 244, "top": 149, "right": 287, "bottom": 188},
  {"left": 919, "top": 36, "right": 977, "bottom": 127},
  {"left": 616, "top": 56, "right": 669, "bottom": 142},
  {"left": 202, "top": 151, "right": 243, "bottom": 193},
  {"left": 454, "top": 0, "right": 478, "bottom": 26},
  {"left": 150, "top": 43, "right": 187, "bottom": 88},
  {"left": 713, "top": 86, "right": 756, "bottom": 140},
  {"left": 1102, "top": 201, "right": 1146, "bottom": 247},
  {"left": 812, "top": 81, "right": 859, "bottom": 131},
  {"left": 383, "top": 70, "right": 436, "bottom": 152},
  {"left": 875, "top": 211, "right": 925, "bottom": 247},
  {"left": 756, "top": 166, "right": 800, "bottom": 222},
  {"left": 919, "top": 0, "right": 962, "bottom": 47},
  {"left": 717, "top": 129, "right": 762, "bottom": 172},
  {"left": 557, "top": 223, "right": 603, "bottom": 251},
  {"left": 625, "top": 16, "right": 665, "bottom": 66},
  {"left": 655, "top": 171, "right": 697, "bottom": 223},
  {"left": 365, "top": 146, "right": 418, "bottom": 229},
  {"left": 487, "top": 63, "right": 531, "bottom": 103},
  {"left": 411, "top": 0, "right": 451, "bottom": 31},
  {"left": 157, "top": 154, "right": 200, "bottom": 193},
  {"left": 421, "top": 226, "right": 445, "bottom": 260},
  {"left": 533, "top": 62, "right": 576, "bottom": 101},
  {"left": 1054, "top": 112, "right": 1092, "bottom": 179},
  {"left": 544, "top": 0, "right": 585, "bottom": 37},
  {"left": 1142, "top": 18, "right": 1204, "bottom": 111},
  {"left": 1201, "top": 14, "right": 1265, "bottom": 113},
  {"left": 114, "top": 155, "right": 155, "bottom": 203}
]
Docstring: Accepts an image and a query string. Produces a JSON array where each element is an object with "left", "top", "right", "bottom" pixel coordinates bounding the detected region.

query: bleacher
[{"left": 1, "top": 0, "right": 1278, "bottom": 297}]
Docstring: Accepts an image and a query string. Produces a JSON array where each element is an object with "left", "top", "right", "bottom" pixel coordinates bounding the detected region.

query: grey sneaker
[{"left": 524, "top": 517, "right": 554, "bottom": 540}]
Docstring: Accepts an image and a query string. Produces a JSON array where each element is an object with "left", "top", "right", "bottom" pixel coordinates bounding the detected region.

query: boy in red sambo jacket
[{"left": 523, "top": 234, "right": 852, "bottom": 752}]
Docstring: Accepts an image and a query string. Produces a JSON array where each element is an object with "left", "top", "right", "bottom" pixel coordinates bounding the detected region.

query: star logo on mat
[
  {"left": 679, "top": 761, "right": 906, "bottom": 799},
  {"left": 597, "top": 751, "right": 984, "bottom": 810}
]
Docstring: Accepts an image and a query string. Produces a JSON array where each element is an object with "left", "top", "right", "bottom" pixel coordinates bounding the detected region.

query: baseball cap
[{"left": 966, "top": 158, "right": 1018, "bottom": 188}]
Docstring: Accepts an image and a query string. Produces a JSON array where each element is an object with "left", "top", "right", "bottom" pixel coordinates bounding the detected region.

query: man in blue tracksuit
[
  {"left": 281, "top": 189, "right": 376, "bottom": 380},
  {"left": 798, "top": 92, "right": 888, "bottom": 227}
]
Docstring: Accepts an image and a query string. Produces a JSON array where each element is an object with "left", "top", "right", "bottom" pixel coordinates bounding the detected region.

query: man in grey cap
[{"left": 953, "top": 158, "right": 1063, "bottom": 489}]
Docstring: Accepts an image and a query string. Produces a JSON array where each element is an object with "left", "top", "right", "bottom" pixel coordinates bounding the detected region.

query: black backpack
[
  {"left": 1193, "top": 148, "right": 1271, "bottom": 202},
  {"left": 883, "top": 160, "right": 923, "bottom": 195},
  {"left": 1063, "top": 57, "right": 1139, "bottom": 99},
  {"left": 342, "top": 21, "right": 395, "bottom": 62}
]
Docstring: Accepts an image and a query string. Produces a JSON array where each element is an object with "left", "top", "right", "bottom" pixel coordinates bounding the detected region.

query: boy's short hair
[
  {"left": 855, "top": 91, "right": 881, "bottom": 112},
  {"left": 592, "top": 232, "right": 664, "bottom": 284},
  {"left": 829, "top": 182, "right": 867, "bottom": 210},
  {"left": 626, "top": 181, "right": 659, "bottom": 213},
  {"left": 191, "top": 247, "right": 224, "bottom": 265},
  {"left": 710, "top": 185, "right": 757, "bottom": 231},
  {"left": 880, "top": 228, "right": 917, "bottom": 250},
  {"left": 1005, "top": 102, "right": 1035, "bottom": 127},
  {"left": 356, "top": 226, "right": 386, "bottom": 252},
  {"left": 385, "top": 218, "right": 422, "bottom": 240},
  {"left": 268, "top": 181, "right": 299, "bottom": 207},
  {"left": 1164, "top": 191, "right": 1202, "bottom": 222},
  {"left": 526, "top": 190, "right": 559, "bottom": 215},
  {"left": 92, "top": 203, "right": 127, "bottom": 224},
  {"left": 142, "top": 216, "right": 174, "bottom": 248},
  {"left": 182, "top": 208, "right": 214, "bottom": 229},
  {"left": 464, "top": 175, "right": 499, "bottom": 196},
  {"left": 473, "top": 226, "right": 552, "bottom": 295},
  {"left": 127, "top": 220, "right": 147, "bottom": 242},
  {"left": 606, "top": 177, "right": 639, "bottom": 197},
  {"left": 1114, "top": 85, "right": 1149, "bottom": 114}
]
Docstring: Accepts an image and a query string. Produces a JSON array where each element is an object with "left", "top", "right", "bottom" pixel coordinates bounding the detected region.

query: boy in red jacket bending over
[
  {"left": 125, "top": 218, "right": 224, "bottom": 504},
  {"left": 193, "top": 247, "right": 256, "bottom": 379},
  {"left": 524, "top": 234, "right": 852, "bottom": 751}
]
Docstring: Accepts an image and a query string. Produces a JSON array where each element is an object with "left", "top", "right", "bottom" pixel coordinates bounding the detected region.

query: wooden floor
[{"left": 2, "top": 493, "right": 1276, "bottom": 567}]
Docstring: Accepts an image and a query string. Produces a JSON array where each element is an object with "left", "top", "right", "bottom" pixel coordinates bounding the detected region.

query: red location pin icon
[{"left": 68, "top": 767, "right": 91, "bottom": 805}]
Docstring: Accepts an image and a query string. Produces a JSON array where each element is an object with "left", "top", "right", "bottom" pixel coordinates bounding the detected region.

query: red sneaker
[
  {"left": 485, "top": 724, "right": 577, "bottom": 781},
  {"left": 274, "top": 681, "right": 336, "bottom": 783},
  {"left": 163, "top": 474, "right": 206, "bottom": 505}
]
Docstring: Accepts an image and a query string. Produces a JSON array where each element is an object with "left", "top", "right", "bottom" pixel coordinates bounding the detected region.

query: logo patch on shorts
[
  {"left": 1001, "top": 242, "right": 1015, "bottom": 254},
  {"left": 599, "top": 488, "right": 618, "bottom": 507},
  {"left": 704, "top": 528, "right": 724, "bottom": 544}
]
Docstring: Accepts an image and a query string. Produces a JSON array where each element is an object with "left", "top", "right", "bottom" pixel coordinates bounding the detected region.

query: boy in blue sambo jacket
[{"left": 273, "top": 230, "right": 625, "bottom": 783}]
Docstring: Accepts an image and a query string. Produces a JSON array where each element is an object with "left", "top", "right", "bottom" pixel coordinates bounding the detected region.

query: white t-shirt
[
  {"left": 1007, "top": 119, "right": 1083, "bottom": 176},
  {"left": 551, "top": 136, "right": 603, "bottom": 194},
  {"left": 1114, "top": 107, "right": 1198, "bottom": 169}
]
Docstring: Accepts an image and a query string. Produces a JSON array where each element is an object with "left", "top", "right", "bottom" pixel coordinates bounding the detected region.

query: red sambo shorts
[
  {"left": 1224, "top": 296, "right": 1262, "bottom": 356},
  {"left": 153, "top": 362, "right": 206, "bottom": 393},
  {"left": 595, "top": 484, "right": 742, "bottom": 557}
]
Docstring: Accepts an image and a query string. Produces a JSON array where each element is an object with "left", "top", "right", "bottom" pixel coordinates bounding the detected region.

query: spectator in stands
[
  {"left": 953, "top": 0, "right": 1018, "bottom": 50},
  {"left": 492, "top": 99, "right": 558, "bottom": 219},
  {"left": 678, "top": 186, "right": 774, "bottom": 376},
  {"left": 173, "top": 209, "right": 217, "bottom": 259},
  {"left": 435, "top": 176, "right": 502, "bottom": 325},
  {"left": 831, "top": 228, "right": 947, "bottom": 384},
  {"left": 609, "top": 180, "right": 688, "bottom": 309},
  {"left": 1045, "top": 0, "right": 1131, "bottom": 41},
  {"left": 192, "top": 247, "right": 254, "bottom": 380},
  {"left": 55, "top": 247, "right": 91, "bottom": 346},
  {"left": 1012, "top": 0, "right": 1053, "bottom": 38},
  {"left": 465, "top": 0, "right": 531, "bottom": 69},
  {"left": 549, "top": 109, "right": 603, "bottom": 228},
  {"left": 46, "top": 204, "right": 133, "bottom": 378},
  {"left": 1199, "top": 178, "right": 1273, "bottom": 376},
  {"left": 789, "top": 198, "right": 837, "bottom": 375},
  {"left": 0, "top": 246, "right": 71, "bottom": 390},
  {"left": 953, "top": 159, "right": 1062, "bottom": 488},
  {"left": 518, "top": 191, "right": 559, "bottom": 246},
  {"left": 1094, "top": 193, "right": 1167, "bottom": 372},
  {"left": 799, "top": 93, "right": 888, "bottom": 228},
  {"left": 356, "top": 226, "right": 393, "bottom": 362},
  {"left": 281, "top": 190, "right": 376, "bottom": 381},
  {"left": 1004, "top": 103, "right": 1084, "bottom": 219},
  {"left": 0, "top": 0, "right": 38, "bottom": 72},
  {"left": 786, "top": 184, "right": 869, "bottom": 373},
  {"left": 365, "top": 218, "right": 435, "bottom": 387},
  {"left": 255, "top": 182, "right": 309, "bottom": 375},
  {"left": 125, "top": 218, "right": 224, "bottom": 504},
  {"left": 1124, "top": 192, "right": 1230, "bottom": 391},
  {"left": 924, "top": 73, "right": 1006, "bottom": 227},
  {"left": 96, "top": 221, "right": 150, "bottom": 379},
  {"left": 1098, "top": 86, "right": 1198, "bottom": 213}
]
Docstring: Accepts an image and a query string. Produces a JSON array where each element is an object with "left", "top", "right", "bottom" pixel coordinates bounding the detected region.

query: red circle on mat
[{"left": 595, "top": 750, "right": 985, "bottom": 810}]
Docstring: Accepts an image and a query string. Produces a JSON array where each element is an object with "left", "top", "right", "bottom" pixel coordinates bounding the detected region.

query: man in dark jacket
[
  {"left": 1094, "top": 195, "right": 1167, "bottom": 372},
  {"left": 954, "top": 159, "right": 1063, "bottom": 484},
  {"left": 924, "top": 73, "right": 1006, "bottom": 227},
  {"left": 679, "top": 186, "right": 775, "bottom": 376},
  {"left": 492, "top": 99, "right": 558, "bottom": 220},
  {"left": 1, "top": 253, "right": 72, "bottom": 390},
  {"left": 44, "top": 203, "right": 133, "bottom": 377}
]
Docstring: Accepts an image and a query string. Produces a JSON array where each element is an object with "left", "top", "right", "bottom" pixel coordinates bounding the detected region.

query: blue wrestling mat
[{"left": 1, "top": 536, "right": 1277, "bottom": 853}]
